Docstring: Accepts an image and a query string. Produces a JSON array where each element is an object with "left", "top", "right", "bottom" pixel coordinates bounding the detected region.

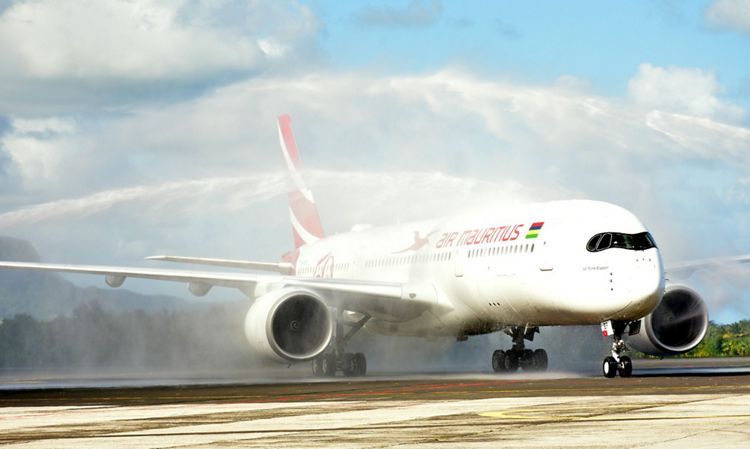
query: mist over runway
[{"left": 2, "top": 358, "right": 750, "bottom": 448}]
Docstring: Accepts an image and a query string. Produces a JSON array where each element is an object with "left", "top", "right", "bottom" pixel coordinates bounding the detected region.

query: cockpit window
[
  {"left": 586, "top": 232, "right": 656, "bottom": 252},
  {"left": 597, "top": 233, "right": 612, "bottom": 251}
]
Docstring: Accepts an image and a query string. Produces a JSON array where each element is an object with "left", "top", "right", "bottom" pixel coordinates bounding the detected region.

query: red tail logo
[{"left": 278, "top": 115, "right": 325, "bottom": 249}]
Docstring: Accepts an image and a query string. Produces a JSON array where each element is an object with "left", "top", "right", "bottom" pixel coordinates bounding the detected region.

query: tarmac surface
[{"left": 2, "top": 358, "right": 750, "bottom": 448}]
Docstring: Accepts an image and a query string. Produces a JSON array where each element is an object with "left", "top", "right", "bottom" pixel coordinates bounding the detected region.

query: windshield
[{"left": 586, "top": 232, "right": 656, "bottom": 252}]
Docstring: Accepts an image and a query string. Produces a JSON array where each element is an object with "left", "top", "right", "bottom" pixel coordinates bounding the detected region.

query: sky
[{"left": 0, "top": 0, "right": 750, "bottom": 322}]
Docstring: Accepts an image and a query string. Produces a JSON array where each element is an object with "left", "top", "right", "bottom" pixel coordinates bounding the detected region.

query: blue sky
[
  {"left": 311, "top": 1, "right": 750, "bottom": 106},
  {"left": 0, "top": 0, "right": 749, "bottom": 322}
]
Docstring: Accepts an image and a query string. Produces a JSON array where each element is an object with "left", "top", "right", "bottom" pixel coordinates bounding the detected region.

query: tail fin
[{"left": 277, "top": 114, "right": 325, "bottom": 249}]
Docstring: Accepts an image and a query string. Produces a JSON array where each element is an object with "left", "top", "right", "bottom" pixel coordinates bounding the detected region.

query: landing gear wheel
[
  {"left": 532, "top": 349, "right": 548, "bottom": 371},
  {"left": 492, "top": 326, "right": 547, "bottom": 374},
  {"left": 492, "top": 350, "right": 507, "bottom": 372},
  {"left": 342, "top": 353, "right": 356, "bottom": 377},
  {"left": 519, "top": 349, "right": 534, "bottom": 371},
  {"left": 602, "top": 320, "right": 638, "bottom": 378},
  {"left": 321, "top": 354, "right": 337, "bottom": 377},
  {"left": 618, "top": 355, "right": 633, "bottom": 378},
  {"left": 353, "top": 352, "right": 367, "bottom": 376},
  {"left": 602, "top": 356, "right": 617, "bottom": 378},
  {"left": 504, "top": 351, "right": 520, "bottom": 372}
]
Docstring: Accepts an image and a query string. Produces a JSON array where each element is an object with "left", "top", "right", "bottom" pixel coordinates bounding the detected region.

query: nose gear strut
[{"left": 601, "top": 320, "right": 633, "bottom": 378}]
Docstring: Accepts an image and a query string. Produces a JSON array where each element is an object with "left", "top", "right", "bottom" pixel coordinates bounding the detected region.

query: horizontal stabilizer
[{"left": 146, "top": 256, "right": 294, "bottom": 274}]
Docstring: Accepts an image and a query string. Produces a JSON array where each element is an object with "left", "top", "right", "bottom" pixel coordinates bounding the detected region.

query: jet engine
[
  {"left": 626, "top": 285, "right": 708, "bottom": 356},
  {"left": 244, "top": 287, "right": 333, "bottom": 363}
]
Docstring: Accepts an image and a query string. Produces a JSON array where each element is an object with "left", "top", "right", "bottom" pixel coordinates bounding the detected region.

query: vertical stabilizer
[{"left": 277, "top": 114, "right": 325, "bottom": 249}]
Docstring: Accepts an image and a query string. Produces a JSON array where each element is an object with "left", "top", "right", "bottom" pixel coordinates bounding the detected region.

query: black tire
[
  {"left": 504, "top": 351, "right": 520, "bottom": 372},
  {"left": 492, "top": 350, "right": 506, "bottom": 372},
  {"left": 532, "top": 349, "right": 548, "bottom": 371},
  {"left": 342, "top": 353, "right": 356, "bottom": 377},
  {"left": 353, "top": 352, "right": 367, "bottom": 376},
  {"left": 602, "top": 356, "right": 617, "bottom": 378},
  {"left": 619, "top": 356, "right": 633, "bottom": 378},
  {"left": 321, "top": 354, "right": 337, "bottom": 377},
  {"left": 519, "top": 349, "right": 534, "bottom": 370}
]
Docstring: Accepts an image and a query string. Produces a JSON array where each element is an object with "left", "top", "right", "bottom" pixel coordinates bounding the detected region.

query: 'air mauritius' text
[{"left": 435, "top": 224, "right": 525, "bottom": 248}]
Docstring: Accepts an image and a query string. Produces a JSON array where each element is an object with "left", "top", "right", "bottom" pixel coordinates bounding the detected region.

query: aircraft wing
[
  {"left": 0, "top": 261, "right": 260, "bottom": 296},
  {"left": 666, "top": 255, "right": 750, "bottom": 279},
  {"left": 146, "top": 255, "right": 294, "bottom": 274},
  {"left": 0, "top": 261, "right": 451, "bottom": 320}
]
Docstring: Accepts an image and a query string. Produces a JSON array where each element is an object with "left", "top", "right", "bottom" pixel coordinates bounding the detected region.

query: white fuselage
[{"left": 294, "top": 199, "right": 665, "bottom": 338}]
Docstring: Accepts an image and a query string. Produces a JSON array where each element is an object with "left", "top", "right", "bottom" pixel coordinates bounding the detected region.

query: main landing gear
[
  {"left": 312, "top": 311, "right": 371, "bottom": 378},
  {"left": 601, "top": 320, "right": 634, "bottom": 378},
  {"left": 491, "top": 326, "right": 548, "bottom": 373}
]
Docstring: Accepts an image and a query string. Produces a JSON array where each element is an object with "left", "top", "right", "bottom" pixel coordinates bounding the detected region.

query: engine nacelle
[
  {"left": 626, "top": 285, "right": 708, "bottom": 356},
  {"left": 244, "top": 287, "right": 333, "bottom": 363}
]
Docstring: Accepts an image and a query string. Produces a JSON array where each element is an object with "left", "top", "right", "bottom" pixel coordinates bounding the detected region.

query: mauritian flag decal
[{"left": 525, "top": 222, "right": 544, "bottom": 239}]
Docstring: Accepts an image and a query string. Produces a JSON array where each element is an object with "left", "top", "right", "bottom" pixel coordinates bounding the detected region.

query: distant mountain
[{"left": 0, "top": 236, "right": 187, "bottom": 319}]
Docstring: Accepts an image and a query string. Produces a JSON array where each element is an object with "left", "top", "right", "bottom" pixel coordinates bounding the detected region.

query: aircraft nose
[{"left": 612, "top": 250, "right": 664, "bottom": 319}]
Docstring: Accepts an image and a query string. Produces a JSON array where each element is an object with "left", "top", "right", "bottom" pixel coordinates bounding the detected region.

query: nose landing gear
[
  {"left": 602, "top": 354, "right": 632, "bottom": 378},
  {"left": 601, "top": 320, "right": 634, "bottom": 378}
]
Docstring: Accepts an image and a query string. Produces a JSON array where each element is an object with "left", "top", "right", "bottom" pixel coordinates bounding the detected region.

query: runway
[{"left": 2, "top": 359, "right": 750, "bottom": 448}]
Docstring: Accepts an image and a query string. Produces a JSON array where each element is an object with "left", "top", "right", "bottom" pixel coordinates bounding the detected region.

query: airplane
[{"left": 0, "top": 114, "right": 743, "bottom": 378}]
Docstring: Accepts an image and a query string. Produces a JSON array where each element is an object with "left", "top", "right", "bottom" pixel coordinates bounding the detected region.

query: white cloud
[
  {"left": 628, "top": 63, "right": 745, "bottom": 122},
  {"left": 2, "top": 118, "right": 77, "bottom": 189},
  {"left": 0, "top": 0, "right": 249, "bottom": 79},
  {"left": 706, "top": 0, "right": 750, "bottom": 34},
  {"left": 257, "top": 38, "right": 289, "bottom": 59},
  {"left": 11, "top": 118, "right": 75, "bottom": 135},
  {"left": 6, "top": 67, "right": 749, "bottom": 205},
  {"left": 0, "top": 0, "right": 320, "bottom": 112}
]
